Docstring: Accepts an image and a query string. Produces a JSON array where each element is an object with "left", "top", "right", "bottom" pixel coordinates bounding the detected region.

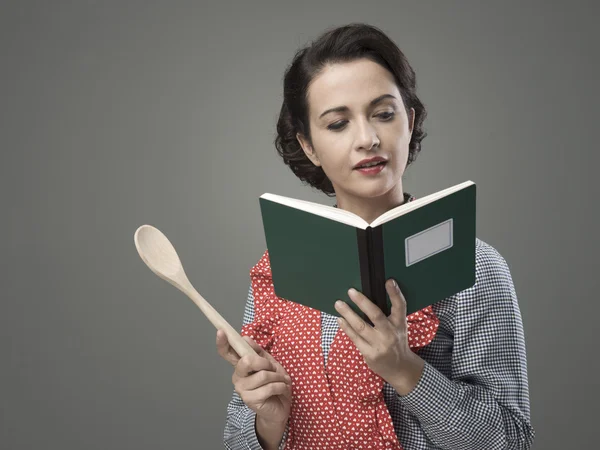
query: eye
[
  {"left": 327, "top": 120, "right": 347, "bottom": 131},
  {"left": 326, "top": 112, "right": 394, "bottom": 132},
  {"left": 377, "top": 111, "right": 395, "bottom": 121}
]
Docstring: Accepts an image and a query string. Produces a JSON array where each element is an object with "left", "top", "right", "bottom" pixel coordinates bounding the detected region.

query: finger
[
  {"left": 241, "top": 336, "right": 282, "bottom": 372},
  {"left": 248, "top": 339, "right": 280, "bottom": 367},
  {"left": 336, "top": 315, "right": 369, "bottom": 354},
  {"left": 234, "top": 353, "right": 274, "bottom": 379},
  {"left": 242, "top": 336, "right": 271, "bottom": 360},
  {"left": 335, "top": 301, "right": 371, "bottom": 345},
  {"left": 387, "top": 279, "right": 407, "bottom": 329},
  {"left": 239, "top": 369, "right": 289, "bottom": 392},
  {"left": 242, "top": 382, "right": 291, "bottom": 406},
  {"left": 334, "top": 299, "right": 370, "bottom": 339},
  {"left": 348, "top": 289, "right": 389, "bottom": 329},
  {"left": 347, "top": 288, "right": 391, "bottom": 330},
  {"left": 280, "top": 377, "right": 293, "bottom": 400},
  {"left": 216, "top": 329, "right": 241, "bottom": 366},
  {"left": 242, "top": 336, "right": 289, "bottom": 372}
]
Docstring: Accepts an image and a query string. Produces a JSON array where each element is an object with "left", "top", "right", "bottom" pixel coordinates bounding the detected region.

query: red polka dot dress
[{"left": 241, "top": 201, "right": 440, "bottom": 449}]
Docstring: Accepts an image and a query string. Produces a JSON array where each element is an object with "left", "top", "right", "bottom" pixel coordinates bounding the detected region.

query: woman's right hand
[{"left": 216, "top": 329, "right": 292, "bottom": 425}]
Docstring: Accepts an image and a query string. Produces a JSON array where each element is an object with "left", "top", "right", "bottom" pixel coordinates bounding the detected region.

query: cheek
[
  {"left": 313, "top": 136, "right": 349, "bottom": 169},
  {"left": 385, "top": 124, "right": 411, "bottom": 144},
  {"left": 390, "top": 130, "right": 411, "bottom": 154},
  {"left": 321, "top": 156, "right": 349, "bottom": 181}
]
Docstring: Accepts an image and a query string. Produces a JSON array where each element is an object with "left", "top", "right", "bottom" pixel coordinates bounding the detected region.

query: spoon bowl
[
  {"left": 135, "top": 225, "right": 188, "bottom": 285},
  {"left": 134, "top": 224, "right": 256, "bottom": 358}
]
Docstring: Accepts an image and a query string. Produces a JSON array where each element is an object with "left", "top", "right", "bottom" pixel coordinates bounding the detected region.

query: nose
[{"left": 354, "top": 119, "right": 380, "bottom": 151}]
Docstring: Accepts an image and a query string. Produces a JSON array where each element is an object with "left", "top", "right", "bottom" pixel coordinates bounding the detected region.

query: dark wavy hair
[{"left": 274, "top": 23, "right": 427, "bottom": 197}]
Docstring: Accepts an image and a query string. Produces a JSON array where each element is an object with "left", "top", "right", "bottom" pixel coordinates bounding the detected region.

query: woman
[{"left": 217, "top": 23, "right": 535, "bottom": 450}]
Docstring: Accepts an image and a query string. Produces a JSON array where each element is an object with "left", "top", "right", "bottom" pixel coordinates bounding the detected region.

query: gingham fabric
[
  {"left": 223, "top": 208, "right": 535, "bottom": 449},
  {"left": 237, "top": 246, "right": 439, "bottom": 449}
]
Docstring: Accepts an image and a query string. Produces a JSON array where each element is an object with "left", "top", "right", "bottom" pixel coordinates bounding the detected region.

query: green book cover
[{"left": 258, "top": 181, "right": 476, "bottom": 321}]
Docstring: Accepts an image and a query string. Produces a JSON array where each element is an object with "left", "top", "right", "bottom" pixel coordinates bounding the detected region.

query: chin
[
  {"left": 353, "top": 182, "right": 396, "bottom": 199},
  {"left": 335, "top": 171, "right": 401, "bottom": 199}
]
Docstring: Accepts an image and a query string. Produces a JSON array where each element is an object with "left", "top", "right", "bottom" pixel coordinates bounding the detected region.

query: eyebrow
[{"left": 318, "top": 94, "right": 397, "bottom": 119}]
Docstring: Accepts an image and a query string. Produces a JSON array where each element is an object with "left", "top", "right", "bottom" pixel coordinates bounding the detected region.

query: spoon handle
[{"left": 179, "top": 283, "right": 257, "bottom": 358}]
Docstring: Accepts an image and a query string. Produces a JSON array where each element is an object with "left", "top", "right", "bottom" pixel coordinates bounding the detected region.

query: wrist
[
  {"left": 256, "top": 414, "right": 288, "bottom": 428},
  {"left": 255, "top": 415, "right": 288, "bottom": 450},
  {"left": 389, "top": 352, "right": 425, "bottom": 396}
]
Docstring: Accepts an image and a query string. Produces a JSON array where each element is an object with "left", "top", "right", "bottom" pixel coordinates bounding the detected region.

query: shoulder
[
  {"left": 448, "top": 237, "right": 518, "bottom": 315},
  {"left": 475, "top": 237, "right": 508, "bottom": 266},
  {"left": 434, "top": 238, "right": 516, "bottom": 321},
  {"left": 474, "top": 238, "right": 514, "bottom": 292},
  {"left": 442, "top": 238, "right": 516, "bottom": 311}
]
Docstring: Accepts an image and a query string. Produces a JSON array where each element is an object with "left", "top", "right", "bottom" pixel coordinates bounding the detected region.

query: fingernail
[{"left": 391, "top": 279, "right": 399, "bottom": 291}]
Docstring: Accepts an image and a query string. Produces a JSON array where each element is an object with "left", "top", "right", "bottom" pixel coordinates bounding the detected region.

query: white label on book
[{"left": 405, "top": 218, "right": 453, "bottom": 266}]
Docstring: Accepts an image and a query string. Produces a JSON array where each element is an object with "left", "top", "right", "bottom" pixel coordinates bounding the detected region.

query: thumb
[
  {"left": 242, "top": 336, "right": 277, "bottom": 370},
  {"left": 242, "top": 336, "right": 267, "bottom": 356}
]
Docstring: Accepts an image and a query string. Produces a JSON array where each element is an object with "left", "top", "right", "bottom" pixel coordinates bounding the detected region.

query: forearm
[
  {"left": 223, "top": 392, "right": 288, "bottom": 450},
  {"left": 395, "top": 241, "right": 536, "bottom": 449},
  {"left": 398, "top": 362, "right": 535, "bottom": 450},
  {"left": 223, "top": 283, "right": 290, "bottom": 449}
]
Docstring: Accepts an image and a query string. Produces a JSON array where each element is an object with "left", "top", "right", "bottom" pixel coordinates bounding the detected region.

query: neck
[{"left": 335, "top": 184, "right": 407, "bottom": 224}]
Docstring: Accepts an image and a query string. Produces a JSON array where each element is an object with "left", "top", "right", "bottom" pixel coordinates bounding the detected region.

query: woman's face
[{"left": 297, "top": 58, "right": 414, "bottom": 203}]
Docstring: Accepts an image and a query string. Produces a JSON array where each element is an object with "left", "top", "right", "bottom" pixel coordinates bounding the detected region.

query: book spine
[
  {"left": 370, "top": 226, "right": 388, "bottom": 316},
  {"left": 357, "top": 228, "right": 372, "bottom": 312},
  {"left": 356, "top": 226, "right": 389, "bottom": 323}
]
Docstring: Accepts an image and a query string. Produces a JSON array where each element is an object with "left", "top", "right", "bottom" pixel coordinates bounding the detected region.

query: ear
[
  {"left": 408, "top": 107, "right": 415, "bottom": 135},
  {"left": 296, "top": 132, "right": 321, "bottom": 167}
]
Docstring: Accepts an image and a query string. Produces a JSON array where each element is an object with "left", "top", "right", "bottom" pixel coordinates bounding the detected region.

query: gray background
[{"left": 2, "top": 1, "right": 598, "bottom": 449}]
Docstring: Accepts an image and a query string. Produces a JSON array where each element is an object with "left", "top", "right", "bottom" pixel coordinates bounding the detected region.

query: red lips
[{"left": 353, "top": 156, "right": 388, "bottom": 169}]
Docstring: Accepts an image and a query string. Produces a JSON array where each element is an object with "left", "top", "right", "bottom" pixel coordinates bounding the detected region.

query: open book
[{"left": 258, "top": 180, "right": 476, "bottom": 320}]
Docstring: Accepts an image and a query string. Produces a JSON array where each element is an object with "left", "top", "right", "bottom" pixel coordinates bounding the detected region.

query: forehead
[{"left": 307, "top": 59, "right": 400, "bottom": 113}]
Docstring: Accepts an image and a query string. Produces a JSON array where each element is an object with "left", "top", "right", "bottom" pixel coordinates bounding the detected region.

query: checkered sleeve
[
  {"left": 397, "top": 242, "right": 535, "bottom": 449},
  {"left": 223, "top": 284, "right": 289, "bottom": 450}
]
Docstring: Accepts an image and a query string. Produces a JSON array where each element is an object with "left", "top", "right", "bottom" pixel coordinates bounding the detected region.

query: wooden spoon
[{"left": 133, "top": 224, "right": 256, "bottom": 358}]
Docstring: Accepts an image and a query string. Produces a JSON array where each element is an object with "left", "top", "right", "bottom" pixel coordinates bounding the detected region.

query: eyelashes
[{"left": 326, "top": 112, "right": 395, "bottom": 131}]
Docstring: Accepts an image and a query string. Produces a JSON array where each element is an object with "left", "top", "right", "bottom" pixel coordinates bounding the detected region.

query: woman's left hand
[{"left": 334, "top": 278, "right": 425, "bottom": 396}]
